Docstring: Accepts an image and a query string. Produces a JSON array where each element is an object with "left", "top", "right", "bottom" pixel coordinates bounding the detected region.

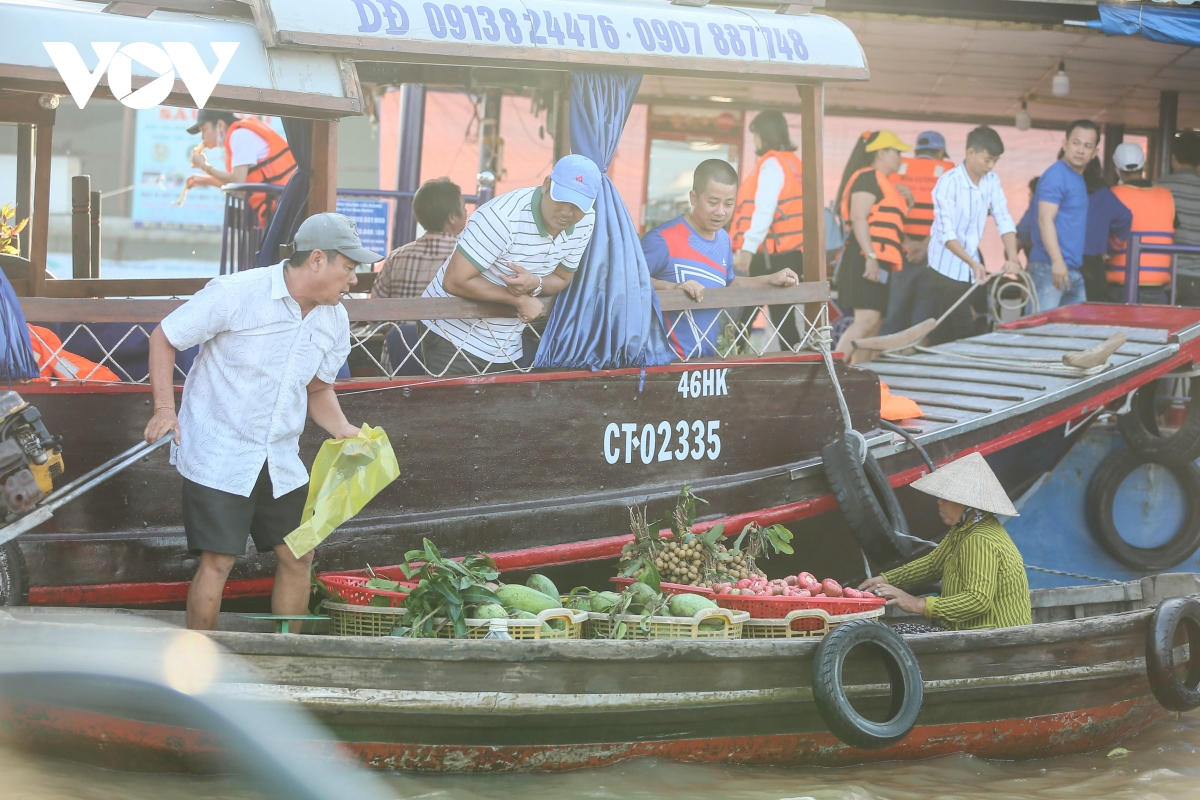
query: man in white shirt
[
  {"left": 926, "top": 126, "right": 1022, "bottom": 344},
  {"left": 143, "top": 213, "right": 383, "bottom": 630},
  {"left": 421, "top": 154, "right": 600, "bottom": 376}
]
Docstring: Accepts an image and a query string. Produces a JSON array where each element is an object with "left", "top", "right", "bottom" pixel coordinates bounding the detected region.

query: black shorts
[{"left": 182, "top": 464, "right": 307, "bottom": 556}]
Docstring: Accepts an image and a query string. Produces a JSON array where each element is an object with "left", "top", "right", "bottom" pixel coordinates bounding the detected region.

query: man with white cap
[
  {"left": 1107, "top": 142, "right": 1176, "bottom": 304},
  {"left": 859, "top": 452, "right": 1032, "bottom": 632},
  {"left": 421, "top": 154, "right": 601, "bottom": 376},
  {"left": 143, "top": 212, "right": 383, "bottom": 630}
]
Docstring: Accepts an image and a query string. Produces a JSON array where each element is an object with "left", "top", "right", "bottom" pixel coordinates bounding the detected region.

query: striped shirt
[
  {"left": 1156, "top": 169, "right": 1200, "bottom": 276},
  {"left": 882, "top": 513, "right": 1031, "bottom": 631},
  {"left": 422, "top": 186, "right": 595, "bottom": 363},
  {"left": 928, "top": 163, "right": 1017, "bottom": 283},
  {"left": 372, "top": 231, "right": 458, "bottom": 299}
]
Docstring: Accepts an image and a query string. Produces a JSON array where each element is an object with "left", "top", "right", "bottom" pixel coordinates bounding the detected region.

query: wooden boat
[
  {"left": 5, "top": 0, "right": 1200, "bottom": 608},
  {"left": 0, "top": 572, "right": 1196, "bottom": 773},
  {"left": 12, "top": 301, "right": 1200, "bottom": 606}
]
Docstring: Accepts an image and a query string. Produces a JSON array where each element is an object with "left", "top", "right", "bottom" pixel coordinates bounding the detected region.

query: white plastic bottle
[{"left": 483, "top": 618, "right": 512, "bottom": 640}]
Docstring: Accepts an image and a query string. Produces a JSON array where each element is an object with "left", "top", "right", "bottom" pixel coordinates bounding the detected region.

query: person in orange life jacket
[
  {"left": 643, "top": 159, "right": 799, "bottom": 359},
  {"left": 185, "top": 109, "right": 297, "bottom": 223},
  {"left": 1107, "top": 142, "right": 1175, "bottom": 306},
  {"left": 731, "top": 111, "right": 805, "bottom": 349},
  {"left": 876, "top": 130, "right": 949, "bottom": 339},
  {"left": 833, "top": 130, "right": 914, "bottom": 365}
]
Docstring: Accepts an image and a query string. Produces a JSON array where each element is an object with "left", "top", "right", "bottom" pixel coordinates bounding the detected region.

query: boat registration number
[
  {"left": 604, "top": 421, "right": 720, "bottom": 465},
  {"left": 676, "top": 368, "right": 729, "bottom": 399}
]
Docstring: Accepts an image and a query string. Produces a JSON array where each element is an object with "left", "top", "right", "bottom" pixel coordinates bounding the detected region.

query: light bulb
[
  {"left": 1015, "top": 102, "right": 1032, "bottom": 131},
  {"left": 1052, "top": 61, "right": 1070, "bottom": 97}
]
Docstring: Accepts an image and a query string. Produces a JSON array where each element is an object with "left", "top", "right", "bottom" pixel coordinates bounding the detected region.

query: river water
[{"left": 6, "top": 715, "right": 1200, "bottom": 800}]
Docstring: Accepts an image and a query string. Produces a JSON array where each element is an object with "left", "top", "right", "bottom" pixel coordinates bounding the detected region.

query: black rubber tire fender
[
  {"left": 822, "top": 433, "right": 912, "bottom": 570},
  {"left": 1145, "top": 596, "right": 1200, "bottom": 712},
  {"left": 0, "top": 541, "right": 29, "bottom": 606},
  {"left": 1117, "top": 379, "right": 1200, "bottom": 467},
  {"left": 1085, "top": 447, "right": 1200, "bottom": 571},
  {"left": 812, "top": 619, "right": 924, "bottom": 750}
]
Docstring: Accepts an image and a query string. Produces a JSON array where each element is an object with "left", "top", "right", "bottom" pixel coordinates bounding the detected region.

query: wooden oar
[{"left": 1062, "top": 332, "right": 1126, "bottom": 369}]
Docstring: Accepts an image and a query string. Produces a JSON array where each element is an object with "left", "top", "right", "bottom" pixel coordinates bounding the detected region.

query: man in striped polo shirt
[{"left": 421, "top": 155, "right": 600, "bottom": 375}]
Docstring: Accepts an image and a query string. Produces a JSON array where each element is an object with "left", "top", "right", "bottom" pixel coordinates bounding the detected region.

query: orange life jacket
[
  {"left": 880, "top": 381, "right": 923, "bottom": 421},
  {"left": 889, "top": 156, "right": 955, "bottom": 238},
  {"left": 27, "top": 325, "right": 121, "bottom": 383},
  {"left": 223, "top": 117, "right": 296, "bottom": 223},
  {"left": 1108, "top": 184, "right": 1175, "bottom": 286},
  {"left": 840, "top": 167, "right": 906, "bottom": 270},
  {"left": 730, "top": 151, "right": 804, "bottom": 255}
]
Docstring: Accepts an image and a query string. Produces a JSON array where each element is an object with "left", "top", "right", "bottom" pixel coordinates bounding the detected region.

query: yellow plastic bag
[{"left": 284, "top": 424, "right": 400, "bottom": 558}]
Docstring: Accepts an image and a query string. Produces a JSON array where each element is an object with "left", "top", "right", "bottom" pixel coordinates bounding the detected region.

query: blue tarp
[
  {"left": 534, "top": 71, "right": 676, "bottom": 371},
  {"left": 1090, "top": 2, "right": 1200, "bottom": 47},
  {"left": 0, "top": 270, "right": 39, "bottom": 381}
]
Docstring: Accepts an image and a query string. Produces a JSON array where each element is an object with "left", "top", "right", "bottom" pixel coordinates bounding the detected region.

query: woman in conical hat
[{"left": 859, "top": 452, "right": 1032, "bottom": 632}]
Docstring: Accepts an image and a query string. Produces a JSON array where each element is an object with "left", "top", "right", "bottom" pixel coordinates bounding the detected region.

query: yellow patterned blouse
[{"left": 881, "top": 513, "right": 1032, "bottom": 631}]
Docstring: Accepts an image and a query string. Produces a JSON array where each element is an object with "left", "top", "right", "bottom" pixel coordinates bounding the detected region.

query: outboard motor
[{"left": 0, "top": 391, "right": 62, "bottom": 518}]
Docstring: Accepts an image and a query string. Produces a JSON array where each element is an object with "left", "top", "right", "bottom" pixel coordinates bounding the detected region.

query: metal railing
[
  {"left": 219, "top": 183, "right": 284, "bottom": 275},
  {"left": 20, "top": 284, "right": 830, "bottom": 383},
  {"left": 1123, "top": 233, "right": 1200, "bottom": 305}
]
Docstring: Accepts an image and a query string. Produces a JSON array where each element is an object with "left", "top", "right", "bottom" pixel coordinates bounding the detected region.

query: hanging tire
[
  {"left": 822, "top": 433, "right": 912, "bottom": 570},
  {"left": 1145, "top": 596, "right": 1200, "bottom": 712},
  {"left": 1117, "top": 378, "right": 1200, "bottom": 467},
  {"left": 812, "top": 619, "right": 924, "bottom": 749},
  {"left": 0, "top": 541, "right": 28, "bottom": 606},
  {"left": 1085, "top": 448, "right": 1200, "bottom": 571}
]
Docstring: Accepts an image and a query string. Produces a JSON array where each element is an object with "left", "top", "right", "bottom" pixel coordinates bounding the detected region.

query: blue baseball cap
[
  {"left": 916, "top": 131, "right": 946, "bottom": 151},
  {"left": 549, "top": 154, "right": 601, "bottom": 213}
]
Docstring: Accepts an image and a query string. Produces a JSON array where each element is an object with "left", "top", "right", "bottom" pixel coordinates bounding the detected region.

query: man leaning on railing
[
  {"left": 643, "top": 159, "right": 798, "bottom": 360},
  {"left": 418, "top": 155, "right": 601, "bottom": 376}
]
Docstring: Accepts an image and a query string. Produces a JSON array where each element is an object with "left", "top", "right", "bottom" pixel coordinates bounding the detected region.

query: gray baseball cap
[{"left": 291, "top": 213, "right": 384, "bottom": 265}]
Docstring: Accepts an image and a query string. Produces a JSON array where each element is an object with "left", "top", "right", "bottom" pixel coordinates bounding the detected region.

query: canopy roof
[
  {"left": 253, "top": 0, "right": 869, "bottom": 83},
  {"left": 0, "top": 0, "right": 361, "bottom": 119}
]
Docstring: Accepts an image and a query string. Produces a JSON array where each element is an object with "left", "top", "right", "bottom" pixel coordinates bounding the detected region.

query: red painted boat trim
[
  {"left": 27, "top": 343, "right": 1199, "bottom": 605},
  {"left": 999, "top": 303, "right": 1200, "bottom": 335},
  {"left": 0, "top": 696, "right": 1165, "bottom": 773}
]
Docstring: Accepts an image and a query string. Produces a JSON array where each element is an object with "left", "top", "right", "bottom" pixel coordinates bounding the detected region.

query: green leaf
[
  {"left": 638, "top": 560, "right": 661, "bottom": 593},
  {"left": 700, "top": 523, "right": 725, "bottom": 545}
]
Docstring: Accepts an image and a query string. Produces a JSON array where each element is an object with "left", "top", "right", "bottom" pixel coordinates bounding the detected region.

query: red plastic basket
[
  {"left": 610, "top": 577, "right": 714, "bottom": 597},
  {"left": 319, "top": 575, "right": 416, "bottom": 608},
  {"left": 714, "top": 593, "right": 884, "bottom": 619}
]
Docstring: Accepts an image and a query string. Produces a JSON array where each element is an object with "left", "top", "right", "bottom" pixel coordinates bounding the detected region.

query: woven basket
[
  {"left": 433, "top": 608, "right": 588, "bottom": 640},
  {"left": 741, "top": 607, "right": 885, "bottom": 639},
  {"left": 324, "top": 600, "right": 406, "bottom": 637},
  {"left": 586, "top": 607, "right": 748, "bottom": 640}
]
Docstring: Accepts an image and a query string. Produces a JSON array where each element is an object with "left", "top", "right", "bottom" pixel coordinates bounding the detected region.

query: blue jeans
[{"left": 1028, "top": 260, "right": 1086, "bottom": 314}]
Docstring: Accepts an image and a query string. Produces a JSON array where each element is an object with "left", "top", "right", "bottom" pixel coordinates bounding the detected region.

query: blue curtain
[
  {"left": 534, "top": 71, "right": 676, "bottom": 370},
  {"left": 254, "top": 118, "right": 314, "bottom": 268},
  {"left": 0, "top": 269, "right": 38, "bottom": 381},
  {"left": 1090, "top": 3, "right": 1200, "bottom": 47}
]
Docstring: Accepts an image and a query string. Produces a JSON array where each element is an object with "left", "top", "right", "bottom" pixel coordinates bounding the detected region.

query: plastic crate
[
  {"left": 323, "top": 600, "right": 406, "bottom": 636},
  {"left": 742, "top": 607, "right": 885, "bottom": 639},
  {"left": 433, "top": 608, "right": 587, "bottom": 640},
  {"left": 586, "top": 608, "right": 748, "bottom": 640},
  {"left": 714, "top": 593, "right": 884, "bottom": 619},
  {"left": 609, "top": 577, "right": 714, "bottom": 597},
  {"left": 319, "top": 575, "right": 416, "bottom": 608}
]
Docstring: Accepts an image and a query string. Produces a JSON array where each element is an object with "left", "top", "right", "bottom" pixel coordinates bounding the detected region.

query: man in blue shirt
[
  {"left": 642, "top": 159, "right": 799, "bottom": 359},
  {"left": 1029, "top": 119, "right": 1100, "bottom": 311}
]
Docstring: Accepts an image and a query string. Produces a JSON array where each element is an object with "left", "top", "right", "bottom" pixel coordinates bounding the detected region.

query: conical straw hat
[{"left": 909, "top": 452, "right": 1018, "bottom": 517}]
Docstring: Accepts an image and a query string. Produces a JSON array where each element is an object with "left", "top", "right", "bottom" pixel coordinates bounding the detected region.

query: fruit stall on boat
[
  {"left": 2, "top": 569, "right": 1199, "bottom": 773},
  {"left": 3, "top": 0, "right": 1200, "bottom": 608}
]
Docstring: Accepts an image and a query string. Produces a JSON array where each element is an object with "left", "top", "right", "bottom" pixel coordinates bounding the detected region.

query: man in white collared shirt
[
  {"left": 143, "top": 213, "right": 383, "bottom": 630},
  {"left": 926, "top": 126, "right": 1022, "bottom": 344}
]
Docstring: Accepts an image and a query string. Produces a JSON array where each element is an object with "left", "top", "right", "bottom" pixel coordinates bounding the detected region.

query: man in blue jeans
[{"left": 1029, "top": 119, "right": 1100, "bottom": 312}]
